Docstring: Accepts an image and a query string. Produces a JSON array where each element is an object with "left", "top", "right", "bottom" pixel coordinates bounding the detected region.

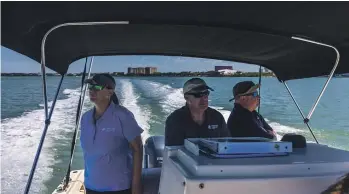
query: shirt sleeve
[
  {"left": 165, "top": 113, "right": 185, "bottom": 146},
  {"left": 228, "top": 111, "right": 275, "bottom": 139},
  {"left": 119, "top": 107, "right": 144, "bottom": 142},
  {"left": 258, "top": 114, "right": 277, "bottom": 139},
  {"left": 259, "top": 114, "right": 273, "bottom": 131},
  {"left": 247, "top": 119, "right": 275, "bottom": 139}
]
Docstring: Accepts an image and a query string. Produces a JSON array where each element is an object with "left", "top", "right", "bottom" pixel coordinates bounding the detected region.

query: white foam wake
[
  {"left": 161, "top": 87, "right": 185, "bottom": 115},
  {"left": 118, "top": 80, "right": 151, "bottom": 141},
  {"left": 1, "top": 87, "right": 84, "bottom": 194},
  {"left": 265, "top": 119, "right": 306, "bottom": 140},
  {"left": 131, "top": 80, "right": 185, "bottom": 115}
]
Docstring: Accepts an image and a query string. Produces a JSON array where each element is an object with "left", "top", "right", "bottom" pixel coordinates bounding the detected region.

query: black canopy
[{"left": 2, "top": 2, "right": 349, "bottom": 81}]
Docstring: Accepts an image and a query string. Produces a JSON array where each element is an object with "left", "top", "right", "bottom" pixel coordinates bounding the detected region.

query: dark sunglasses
[
  {"left": 187, "top": 91, "right": 210, "bottom": 98},
  {"left": 88, "top": 84, "right": 105, "bottom": 91}
]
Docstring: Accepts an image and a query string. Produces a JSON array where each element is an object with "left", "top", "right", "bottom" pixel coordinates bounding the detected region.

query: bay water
[{"left": 1, "top": 76, "right": 348, "bottom": 193}]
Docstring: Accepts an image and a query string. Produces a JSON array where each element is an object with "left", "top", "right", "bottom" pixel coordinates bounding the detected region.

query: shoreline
[
  {"left": 0, "top": 72, "right": 275, "bottom": 77},
  {"left": 2, "top": 74, "right": 348, "bottom": 78}
]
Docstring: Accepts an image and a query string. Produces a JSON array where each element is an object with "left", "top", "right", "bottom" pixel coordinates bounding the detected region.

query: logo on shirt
[
  {"left": 101, "top": 128, "right": 116, "bottom": 132},
  {"left": 208, "top": 124, "right": 218, "bottom": 130}
]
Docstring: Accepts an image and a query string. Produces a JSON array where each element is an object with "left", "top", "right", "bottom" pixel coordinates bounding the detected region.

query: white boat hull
[{"left": 53, "top": 136, "right": 349, "bottom": 194}]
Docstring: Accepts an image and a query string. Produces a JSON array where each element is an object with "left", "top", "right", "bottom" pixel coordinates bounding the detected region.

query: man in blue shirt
[{"left": 227, "top": 81, "right": 276, "bottom": 139}]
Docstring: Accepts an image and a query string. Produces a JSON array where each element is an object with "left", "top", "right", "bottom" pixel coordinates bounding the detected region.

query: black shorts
[{"left": 85, "top": 188, "right": 131, "bottom": 194}]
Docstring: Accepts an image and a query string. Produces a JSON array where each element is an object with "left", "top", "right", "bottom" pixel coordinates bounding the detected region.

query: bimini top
[{"left": 2, "top": 2, "right": 349, "bottom": 81}]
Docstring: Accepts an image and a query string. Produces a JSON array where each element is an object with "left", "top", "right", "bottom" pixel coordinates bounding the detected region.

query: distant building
[
  {"left": 218, "top": 69, "right": 238, "bottom": 75},
  {"left": 136, "top": 67, "right": 145, "bottom": 74},
  {"left": 127, "top": 67, "right": 145, "bottom": 74},
  {"left": 127, "top": 67, "right": 157, "bottom": 75},
  {"left": 145, "top": 67, "right": 158, "bottom": 74},
  {"left": 215, "top": 66, "right": 233, "bottom": 72},
  {"left": 127, "top": 67, "right": 134, "bottom": 74}
]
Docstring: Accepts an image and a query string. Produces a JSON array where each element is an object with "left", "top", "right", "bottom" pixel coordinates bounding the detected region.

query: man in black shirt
[
  {"left": 165, "top": 78, "right": 231, "bottom": 146},
  {"left": 227, "top": 81, "right": 276, "bottom": 139}
]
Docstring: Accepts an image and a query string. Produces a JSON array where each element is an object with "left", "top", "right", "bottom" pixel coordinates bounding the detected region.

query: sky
[{"left": 1, "top": 46, "right": 259, "bottom": 73}]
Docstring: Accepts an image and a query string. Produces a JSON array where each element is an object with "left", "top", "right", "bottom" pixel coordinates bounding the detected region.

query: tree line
[{"left": 2, "top": 71, "right": 275, "bottom": 77}]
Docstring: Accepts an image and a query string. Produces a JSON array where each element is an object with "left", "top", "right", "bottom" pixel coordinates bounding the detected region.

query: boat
[{"left": 2, "top": 2, "right": 349, "bottom": 194}]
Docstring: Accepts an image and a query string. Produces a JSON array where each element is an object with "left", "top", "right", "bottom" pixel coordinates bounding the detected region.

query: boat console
[
  {"left": 157, "top": 137, "right": 349, "bottom": 194},
  {"left": 53, "top": 135, "right": 349, "bottom": 194}
]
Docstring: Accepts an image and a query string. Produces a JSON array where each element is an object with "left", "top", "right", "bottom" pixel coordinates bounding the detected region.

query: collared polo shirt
[
  {"left": 227, "top": 103, "right": 276, "bottom": 139},
  {"left": 165, "top": 105, "right": 230, "bottom": 146},
  {"left": 80, "top": 102, "right": 143, "bottom": 192}
]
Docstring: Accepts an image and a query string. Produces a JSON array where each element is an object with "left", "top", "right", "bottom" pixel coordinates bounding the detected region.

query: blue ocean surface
[{"left": 1, "top": 76, "right": 348, "bottom": 193}]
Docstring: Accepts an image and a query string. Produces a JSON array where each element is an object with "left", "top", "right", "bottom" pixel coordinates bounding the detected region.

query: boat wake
[
  {"left": 117, "top": 79, "right": 151, "bottom": 141},
  {"left": 1, "top": 87, "right": 87, "bottom": 194}
]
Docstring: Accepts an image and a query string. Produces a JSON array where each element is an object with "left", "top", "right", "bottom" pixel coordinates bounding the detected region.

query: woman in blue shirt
[{"left": 80, "top": 73, "right": 143, "bottom": 194}]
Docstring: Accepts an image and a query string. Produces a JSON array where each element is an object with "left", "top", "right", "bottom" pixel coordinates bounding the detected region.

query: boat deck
[{"left": 52, "top": 168, "right": 161, "bottom": 194}]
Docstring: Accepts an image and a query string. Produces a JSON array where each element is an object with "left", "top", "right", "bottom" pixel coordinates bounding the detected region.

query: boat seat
[
  {"left": 142, "top": 167, "right": 161, "bottom": 194},
  {"left": 281, "top": 133, "right": 307, "bottom": 148},
  {"left": 144, "top": 136, "right": 164, "bottom": 168}
]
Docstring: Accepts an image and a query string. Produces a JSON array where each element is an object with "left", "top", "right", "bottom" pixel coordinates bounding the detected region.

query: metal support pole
[
  {"left": 24, "top": 75, "right": 65, "bottom": 193},
  {"left": 63, "top": 57, "right": 94, "bottom": 189},
  {"left": 258, "top": 65, "right": 262, "bottom": 113},
  {"left": 40, "top": 60, "right": 49, "bottom": 120},
  {"left": 283, "top": 81, "right": 319, "bottom": 144},
  {"left": 291, "top": 37, "right": 340, "bottom": 121},
  {"left": 71, "top": 57, "right": 93, "bottom": 164}
]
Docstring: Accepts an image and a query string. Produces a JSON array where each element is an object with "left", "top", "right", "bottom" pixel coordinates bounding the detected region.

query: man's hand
[{"left": 268, "top": 130, "right": 277, "bottom": 139}]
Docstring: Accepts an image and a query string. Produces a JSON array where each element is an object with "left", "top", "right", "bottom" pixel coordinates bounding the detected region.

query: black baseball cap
[
  {"left": 84, "top": 73, "right": 119, "bottom": 104},
  {"left": 229, "top": 81, "right": 260, "bottom": 102},
  {"left": 84, "top": 74, "right": 116, "bottom": 89},
  {"left": 183, "top": 78, "right": 214, "bottom": 94}
]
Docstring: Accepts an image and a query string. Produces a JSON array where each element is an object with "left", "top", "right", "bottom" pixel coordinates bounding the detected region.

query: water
[{"left": 1, "top": 76, "right": 349, "bottom": 194}]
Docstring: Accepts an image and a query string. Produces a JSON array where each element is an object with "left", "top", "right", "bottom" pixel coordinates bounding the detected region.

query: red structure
[{"left": 215, "top": 66, "right": 233, "bottom": 71}]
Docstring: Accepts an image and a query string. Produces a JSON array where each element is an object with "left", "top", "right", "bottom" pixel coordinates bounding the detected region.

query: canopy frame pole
[
  {"left": 71, "top": 56, "right": 94, "bottom": 164},
  {"left": 258, "top": 65, "right": 262, "bottom": 113},
  {"left": 24, "top": 74, "right": 65, "bottom": 194},
  {"left": 63, "top": 56, "right": 94, "bottom": 190},
  {"left": 291, "top": 37, "right": 340, "bottom": 122},
  {"left": 282, "top": 81, "right": 319, "bottom": 144},
  {"left": 24, "top": 21, "right": 129, "bottom": 194},
  {"left": 41, "top": 59, "right": 49, "bottom": 119}
]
